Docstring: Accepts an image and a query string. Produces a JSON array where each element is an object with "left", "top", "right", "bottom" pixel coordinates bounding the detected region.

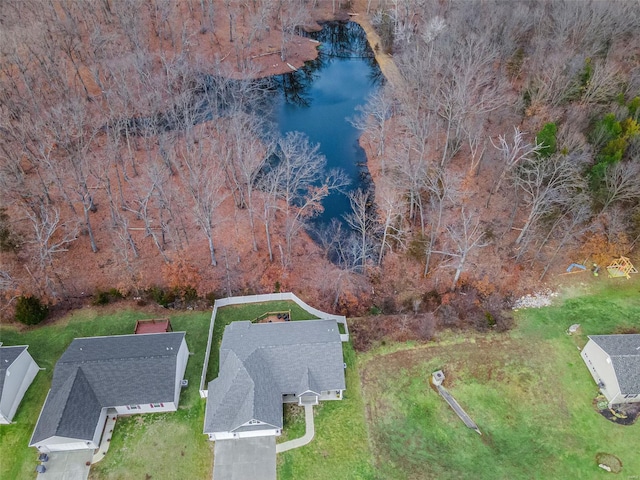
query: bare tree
[
  {"left": 538, "top": 197, "right": 592, "bottom": 281},
  {"left": 218, "top": 111, "right": 273, "bottom": 252},
  {"left": 349, "top": 85, "right": 395, "bottom": 171},
  {"left": 389, "top": 135, "right": 429, "bottom": 233},
  {"left": 513, "top": 151, "right": 588, "bottom": 255},
  {"left": 179, "top": 134, "right": 227, "bottom": 267},
  {"left": 343, "top": 189, "right": 379, "bottom": 272},
  {"left": 24, "top": 202, "right": 78, "bottom": 296},
  {"left": 424, "top": 167, "right": 459, "bottom": 276},
  {"left": 376, "top": 178, "right": 406, "bottom": 265},
  {"left": 264, "top": 131, "right": 348, "bottom": 266},
  {"left": 601, "top": 161, "right": 640, "bottom": 213},
  {"left": 277, "top": 0, "right": 309, "bottom": 62},
  {"left": 489, "top": 127, "right": 545, "bottom": 204},
  {"left": 435, "top": 207, "right": 488, "bottom": 290}
]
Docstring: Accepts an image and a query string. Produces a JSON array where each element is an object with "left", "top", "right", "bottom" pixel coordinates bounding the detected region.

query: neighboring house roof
[
  {"left": 0, "top": 343, "right": 27, "bottom": 398},
  {"left": 31, "top": 332, "right": 185, "bottom": 445},
  {"left": 0, "top": 346, "right": 29, "bottom": 397},
  {"left": 204, "top": 320, "right": 345, "bottom": 434},
  {"left": 589, "top": 334, "right": 640, "bottom": 394}
]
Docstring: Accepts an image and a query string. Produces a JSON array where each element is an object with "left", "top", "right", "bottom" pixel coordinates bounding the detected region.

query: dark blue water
[{"left": 273, "top": 22, "right": 382, "bottom": 225}]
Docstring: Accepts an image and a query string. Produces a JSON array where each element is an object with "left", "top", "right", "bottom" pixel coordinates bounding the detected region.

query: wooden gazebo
[{"left": 606, "top": 256, "right": 638, "bottom": 279}]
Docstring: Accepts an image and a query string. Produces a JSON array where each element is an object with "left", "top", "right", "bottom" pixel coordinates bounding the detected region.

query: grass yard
[
  {"left": 360, "top": 280, "right": 640, "bottom": 479},
  {"left": 0, "top": 307, "right": 213, "bottom": 480},
  {"left": 205, "top": 300, "right": 319, "bottom": 381},
  {"left": 277, "top": 343, "right": 376, "bottom": 479}
]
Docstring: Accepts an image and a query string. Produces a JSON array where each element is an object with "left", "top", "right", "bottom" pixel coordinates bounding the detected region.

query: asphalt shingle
[
  {"left": 589, "top": 334, "right": 640, "bottom": 394},
  {"left": 204, "top": 320, "right": 345, "bottom": 435},
  {"left": 0, "top": 346, "right": 28, "bottom": 397},
  {"left": 31, "top": 332, "right": 185, "bottom": 446}
]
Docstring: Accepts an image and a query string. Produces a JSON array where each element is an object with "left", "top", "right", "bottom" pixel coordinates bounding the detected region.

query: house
[
  {"left": 581, "top": 334, "right": 640, "bottom": 406},
  {"left": 204, "top": 319, "right": 346, "bottom": 441},
  {"left": 30, "top": 332, "right": 189, "bottom": 452},
  {"left": 0, "top": 345, "right": 40, "bottom": 424}
]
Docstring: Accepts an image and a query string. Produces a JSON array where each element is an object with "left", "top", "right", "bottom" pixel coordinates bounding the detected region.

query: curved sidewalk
[{"left": 276, "top": 405, "right": 315, "bottom": 453}]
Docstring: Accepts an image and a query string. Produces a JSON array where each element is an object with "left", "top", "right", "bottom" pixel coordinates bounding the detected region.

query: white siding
[
  {"left": 210, "top": 428, "right": 280, "bottom": 441},
  {"left": 174, "top": 339, "right": 189, "bottom": 405},
  {"left": 91, "top": 408, "right": 109, "bottom": 446},
  {"left": 319, "top": 390, "right": 343, "bottom": 401},
  {"left": 113, "top": 402, "right": 176, "bottom": 415},
  {"left": 581, "top": 340, "right": 621, "bottom": 404},
  {"left": 0, "top": 349, "right": 39, "bottom": 423}
]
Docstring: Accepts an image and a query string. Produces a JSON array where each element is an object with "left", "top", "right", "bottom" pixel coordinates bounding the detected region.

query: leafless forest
[{"left": 1, "top": 0, "right": 639, "bottom": 321}]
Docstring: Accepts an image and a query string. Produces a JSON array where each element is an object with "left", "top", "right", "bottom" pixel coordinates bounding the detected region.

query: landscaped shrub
[
  {"left": 93, "top": 291, "right": 111, "bottom": 306},
  {"left": 182, "top": 286, "right": 198, "bottom": 303},
  {"left": 588, "top": 108, "right": 640, "bottom": 194},
  {"left": 93, "top": 288, "right": 125, "bottom": 306},
  {"left": 14, "top": 295, "right": 49, "bottom": 325},
  {"left": 146, "top": 286, "right": 176, "bottom": 308}
]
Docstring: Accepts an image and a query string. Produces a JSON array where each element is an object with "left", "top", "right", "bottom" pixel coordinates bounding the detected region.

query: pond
[{"left": 271, "top": 21, "right": 382, "bottom": 226}]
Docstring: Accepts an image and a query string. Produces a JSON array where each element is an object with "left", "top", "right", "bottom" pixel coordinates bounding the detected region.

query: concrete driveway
[
  {"left": 36, "top": 449, "right": 93, "bottom": 480},
  {"left": 213, "top": 437, "right": 276, "bottom": 480}
]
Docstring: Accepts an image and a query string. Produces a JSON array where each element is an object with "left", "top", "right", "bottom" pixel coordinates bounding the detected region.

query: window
[
  {"left": 127, "top": 405, "right": 140, "bottom": 410},
  {"left": 150, "top": 403, "right": 164, "bottom": 408}
]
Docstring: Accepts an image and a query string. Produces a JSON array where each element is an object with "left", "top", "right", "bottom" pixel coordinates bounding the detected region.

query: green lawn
[
  {"left": 277, "top": 343, "right": 376, "bottom": 479},
  {"left": 0, "top": 307, "right": 213, "bottom": 480},
  {"left": 360, "top": 279, "right": 640, "bottom": 479},
  {"left": 5, "top": 280, "right": 635, "bottom": 480}
]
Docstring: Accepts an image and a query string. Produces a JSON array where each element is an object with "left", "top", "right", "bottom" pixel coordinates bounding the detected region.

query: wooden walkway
[{"left": 436, "top": 385, "right": 482, "bottom": 434}]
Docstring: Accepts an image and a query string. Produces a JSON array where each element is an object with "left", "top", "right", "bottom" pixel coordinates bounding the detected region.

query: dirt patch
[
  {"left": 594, "top": 398, "right": 640, "bottom": 426},
  {"left": 595, "top": 452, "right": 623, "bottom": 473},
  {"left": 257, "top": 312, "right": 291, "bottom": 323},
  {"left": 360, "top": 336, "right": 533, "bottom": 395}
]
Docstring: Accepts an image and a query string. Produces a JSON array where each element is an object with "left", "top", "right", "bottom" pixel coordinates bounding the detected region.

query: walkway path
[
  {"left": 349, "top": 4, "right": 406, "bottom": 91},
  {"left": 92, "top": 410, "right": 117, "bottom": 464},
  {"left": 276, "top": 404, "right": 315, "bottom": 453}
]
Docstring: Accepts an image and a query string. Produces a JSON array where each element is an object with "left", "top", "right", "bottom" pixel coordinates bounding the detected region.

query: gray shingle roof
[
  {"left": 31, "top": 332, "right": 185, "bottom": 445},
  {"left": 204, "top": 320, "right": 345, "bottom": 434},
  {"left": 0, "top": 346, "right": 28, "bottom": 397},
  {"left": 589, "top": 334, "right": 640, "bottom": 394}
]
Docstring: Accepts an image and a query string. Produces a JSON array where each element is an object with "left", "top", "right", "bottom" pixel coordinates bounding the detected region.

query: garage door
[{"left": 45, "top": 442, "right": 90, "bottom": 452}]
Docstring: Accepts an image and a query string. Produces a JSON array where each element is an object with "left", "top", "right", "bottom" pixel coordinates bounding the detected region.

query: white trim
[{"left": 68, "top": 331, "right": 187, "bottom": 340}]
